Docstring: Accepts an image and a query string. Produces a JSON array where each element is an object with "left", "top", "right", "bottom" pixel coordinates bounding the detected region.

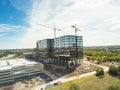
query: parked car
[
  {"left": 45, "top": 84, "right": 53, "bottom": 89},
  {"left": 53, "top": 81, "right": 62, "bottom": 86},
  {"left": 38, "top": 88, "right": 43, "bottom": 90},
  {"left": 40, "top": 88, "right": 43, "bottom": 90}
]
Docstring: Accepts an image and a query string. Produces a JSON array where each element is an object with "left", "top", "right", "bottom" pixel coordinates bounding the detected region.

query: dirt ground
[
  {"left": 44, "top": 63, "right": 98, "bottom": 78},
  {"left": 11, "top": 76, "right": 45, "bottom": 90},
  {"left": 64, "top": 63, "right": 98, "bottom": 78}
]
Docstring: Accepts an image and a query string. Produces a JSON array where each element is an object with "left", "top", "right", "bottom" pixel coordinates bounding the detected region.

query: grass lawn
[{"left": 47, "top": 73, "right": 120, "bottom": 90}]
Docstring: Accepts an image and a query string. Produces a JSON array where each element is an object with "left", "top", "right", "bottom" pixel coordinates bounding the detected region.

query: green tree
[
  {"left": 13, "top": 52, "right": 22, "bottom": 58},
  {"left": 0, "top": 51, "right": 8, "bottom": 58},
  {"left": 69, "top": 83, "right": 80, "bottom": 90},
  {"left": 109, "top": 65, "right": 118, "bottom": 76},
  {"left": 107, "top": 85, "right": 120, "bottom": 90},
  {"left": 96, "top": 68, "right": 104, "bottom": 78},
  {"left": 117, "top": 65, "right": 120, "bottom": 77}
]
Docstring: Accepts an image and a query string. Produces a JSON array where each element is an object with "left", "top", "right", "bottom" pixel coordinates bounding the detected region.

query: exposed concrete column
[
  {"left": 63, "top": 60, "right": 65, "bottom": 66},
  {"left": 57, "top": 58, "right": 59, "bottom": 64},
  {"left": 60, "top": 59, "right": 61, "bottom": 65},
  {"left": 64, "top": 60, "right": 66, "bottom": 66},
  {"left": 62, "top": 60, "right": 64, "bottom": 65},
  {"left": 65, "top": 60, "right": 68, "bottom": 68},
  {"left": 57, "top": 57, "right": 59, "bottom": 63},
  {"left": 57, "top": 59, "right": 59, "bottom": 64},
  {"left": 54, "top": 58, "right": 57, "bottom": 64},
  {"left": 56, "top": 58, "right": 58, "bottom": 63},
  {"left": 61, "top": 60, "right": 63, "bottom": 65},
  {"left": 68, "top": 61, "right": 71, "bottom": 68}
]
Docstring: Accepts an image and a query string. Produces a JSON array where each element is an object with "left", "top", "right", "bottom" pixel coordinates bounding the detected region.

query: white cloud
[
  {"left": 110, "top": 24, "right": 120, "bottom": 30},
  {"left": 104, "top": 16, "right": 120, "bottom": 22},
  {"left": 0, "top": 24, "right": 26, "bottom": 32},
  {"left": 83, "top": 30, "right": 120, "bottom": 46},
  {"left": 20, "top": 0, "right": 120, "bottom": 48},
  {"left": 103, "top": 16, "right": 120, "bottom": 30}
]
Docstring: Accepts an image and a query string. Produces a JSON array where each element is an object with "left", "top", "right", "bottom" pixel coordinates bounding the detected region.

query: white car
[{"left": 45, "top": 84, "right": 53, "bottom": 89}]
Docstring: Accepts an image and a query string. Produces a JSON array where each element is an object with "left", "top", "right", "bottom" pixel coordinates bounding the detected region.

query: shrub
[
  {"left": 96, "top": 68, "right": 104, "bottom": 78},
  {"left": 107, "top": 85, "right": 120, "bottom": 90},
  {"left": 69, "top": 83, "right": 79, "bottom": 90},
  {"left": 117, "top": 65, "right": 120, "bottom": 77},
  {"left": 109, "top": 65, "right": 118, "bottom": 76}
]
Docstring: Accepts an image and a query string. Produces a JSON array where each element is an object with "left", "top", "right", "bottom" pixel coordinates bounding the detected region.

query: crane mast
[{"left": 71, "top": 24, "right": 80, "bottom": 36}]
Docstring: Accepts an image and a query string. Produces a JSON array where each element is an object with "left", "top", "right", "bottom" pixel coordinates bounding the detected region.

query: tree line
[
  {"left": 84, "top": 48, "right": 120, "bottom": 63},
  {"left": 0, "top": 51, "right": 8, "bottom": 58}
]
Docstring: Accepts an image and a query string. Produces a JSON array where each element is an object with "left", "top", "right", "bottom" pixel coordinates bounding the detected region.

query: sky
[{"left": 0, "top": 0, "right": 120, "bottom": 49}]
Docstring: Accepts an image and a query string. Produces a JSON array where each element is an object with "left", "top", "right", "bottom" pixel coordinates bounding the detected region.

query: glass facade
[
  {"left": 37, "top": 35, "right": 83, "bottom": 59},
  {"left": 54, "top": 35, "right": 83, "bottom": 59},
  {"left": 37, "top": 39, "right": 54, "bottom": 58},
  {"left": 55, "top": 35, "right": 82, "bottom": 48}
]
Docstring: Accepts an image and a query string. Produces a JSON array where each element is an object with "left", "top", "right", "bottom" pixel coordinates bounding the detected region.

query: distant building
[
  {"left": 36, "top": 35, "right": 83, "bottom": 68},
  {"left": 0, "top": 58, "right": 44, "bottom": 84},
  {"left": 23, "top": 52, "right": 39, "bottom": 60}
]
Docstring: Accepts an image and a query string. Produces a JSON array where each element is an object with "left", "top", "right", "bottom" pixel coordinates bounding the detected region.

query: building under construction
[
  {"left": 0, "top": 58, "right": 44, "bottom": 85},
  {"left": 36, "top": 35, "right": 83, "bottom": 68}
]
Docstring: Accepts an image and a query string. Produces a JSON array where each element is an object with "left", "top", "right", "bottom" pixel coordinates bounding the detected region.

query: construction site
[
  {"left": 0, "top": 58, "right": 44, "bottom": 85},
  {"left": 0, "top": 24, "right": 94, "bottom": 90},
  {"left": 25, "top": 24, "right": 83, "bottom": 69}
]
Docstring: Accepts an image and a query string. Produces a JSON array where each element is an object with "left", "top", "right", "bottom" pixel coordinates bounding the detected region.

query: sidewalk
[
  {"left": 44, "top": 70, "right": 58, "bottom": 80},
  {"left": 33, "top": 71, "right": 96, "bottom": 90}
]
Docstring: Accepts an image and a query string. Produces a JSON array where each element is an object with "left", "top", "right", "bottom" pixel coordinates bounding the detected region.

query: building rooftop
[{"left": 0, "top": 58, "right": 38, "bottom": 71}]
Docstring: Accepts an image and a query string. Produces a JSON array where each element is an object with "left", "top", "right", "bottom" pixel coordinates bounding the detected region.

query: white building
[{"left": 0, "top": 58, "right": 44, "bottom": 84}]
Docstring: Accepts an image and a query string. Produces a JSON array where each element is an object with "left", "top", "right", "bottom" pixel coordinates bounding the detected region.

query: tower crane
[
  {"left": 71, "top": 24, "right": 80, "bottom": 36},
  {"left": 37, "top": 24, "right": 61, "bottom": 39}
]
